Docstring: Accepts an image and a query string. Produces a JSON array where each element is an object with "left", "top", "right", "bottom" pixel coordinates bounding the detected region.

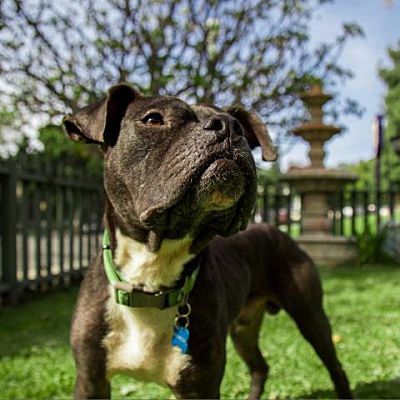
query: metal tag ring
[
  {"left": 175, "top": 315, "right": 189, "bottom": 328},
  {"left": 178, "top": 303, "right": 191, "bottom": 317}
]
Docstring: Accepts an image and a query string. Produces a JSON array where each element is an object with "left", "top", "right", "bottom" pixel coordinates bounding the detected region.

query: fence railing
[
  {"left": 252, "top": 182, "right": 302, "bottom": 236},
  {"left": 253, "top": 182, "right": 400, "bottom": 238},
  {"left": 0, "top": 157, "right": 103, "bottom": 305},
  {"left": 1, "top": 162, "right": 399, "bottom": 306},
  {"left": 331, "top": 189, "right": 400, "bottom": 237}
]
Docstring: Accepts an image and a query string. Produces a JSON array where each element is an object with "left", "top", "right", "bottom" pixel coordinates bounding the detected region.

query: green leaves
[
  {"left": 36, "top": 124, "right": 103, "bottom": 178},
  {"left": 379, "top": 41, "right": 400, "bottom": 187}
]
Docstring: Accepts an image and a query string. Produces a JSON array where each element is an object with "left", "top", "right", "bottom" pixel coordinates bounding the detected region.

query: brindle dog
[{"left": 63, "top": 84, "right": 352, "bottom": 399}]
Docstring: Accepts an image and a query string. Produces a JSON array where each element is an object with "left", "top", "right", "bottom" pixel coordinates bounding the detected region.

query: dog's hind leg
[
  {"left": 279, "top": 262, "right": 352, "bottom": 399},
  {"left": 230, "top": 298, "right": 269, "bottom": 400},
  {"left": 285, "top": 304, "right": 352, "bottom": 399}
]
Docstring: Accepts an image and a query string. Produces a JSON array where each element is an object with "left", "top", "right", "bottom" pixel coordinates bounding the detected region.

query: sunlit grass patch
[{"left": 0, "top": 264, "right": 399, "bottom": 399}]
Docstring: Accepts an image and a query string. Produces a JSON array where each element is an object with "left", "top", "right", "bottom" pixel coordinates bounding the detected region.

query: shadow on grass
[
  {"left": 300, "top": 378, "right": 400, "bottom": 399},
  {"left": 0, "top": 287, "right": 78, "bottom": 358}
]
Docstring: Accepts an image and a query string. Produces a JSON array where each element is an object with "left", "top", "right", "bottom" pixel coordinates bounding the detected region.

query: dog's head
[{"left": 63, "top": 84, "right": 276, "bottom": 252}]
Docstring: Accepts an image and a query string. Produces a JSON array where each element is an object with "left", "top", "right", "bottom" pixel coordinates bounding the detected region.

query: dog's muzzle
[{"left": 195, "top": 159, "right": 244, "bottom": 211}]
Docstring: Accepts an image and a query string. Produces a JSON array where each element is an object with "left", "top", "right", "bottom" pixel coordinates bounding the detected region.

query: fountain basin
[{"left": 283, "top": 168, "right": 358, "bottom": 192}]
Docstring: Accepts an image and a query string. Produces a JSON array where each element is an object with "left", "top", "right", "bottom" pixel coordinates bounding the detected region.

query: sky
[{"left": 278, "top": 0, "right": 400, "bottom": 171}]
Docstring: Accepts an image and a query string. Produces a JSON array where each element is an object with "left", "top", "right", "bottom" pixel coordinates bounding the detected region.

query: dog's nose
[{"left": 203, "top": 116, "right": 244, "bottom": 138}]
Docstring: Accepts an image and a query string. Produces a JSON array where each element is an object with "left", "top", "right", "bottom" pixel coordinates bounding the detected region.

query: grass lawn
[{"left": 0, "top": 264, "right": 399, "bottom": 399}]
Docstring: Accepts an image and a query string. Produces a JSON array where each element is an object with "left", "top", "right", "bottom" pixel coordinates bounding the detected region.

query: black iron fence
[
  {"left": 252, "top": 181, "right": 302, "bottom": 236},
  {"left": 253, "top": 182, "right": 400, "bottom": 238},
  {"left": 1, "top": 160, "right": 399, "bottom": 306},
  {"left": 330, "top": 189, "right": 399, "bottom": 237},
  {"left": 0, "top": 157, "right": 103, "bottom": 305}
]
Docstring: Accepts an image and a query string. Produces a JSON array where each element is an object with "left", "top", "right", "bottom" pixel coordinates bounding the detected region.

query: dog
[{"left": 62, "top": 83, "right": 352, "bottom": 399}]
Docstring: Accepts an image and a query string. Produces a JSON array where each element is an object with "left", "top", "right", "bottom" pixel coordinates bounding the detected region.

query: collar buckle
[{"left": 113, "top": 281, "right": 185, "bottom": 309}]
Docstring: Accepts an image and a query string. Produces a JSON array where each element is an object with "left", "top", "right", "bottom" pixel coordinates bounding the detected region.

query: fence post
[{"left": 1, "top": 160, "right": 18, "bottom": 304}]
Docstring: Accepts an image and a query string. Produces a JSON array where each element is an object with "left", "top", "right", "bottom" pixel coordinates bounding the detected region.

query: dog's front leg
[
  {"left": 170, "top": 342, "right": 226, "bottom": 399},
  {"left": 71, "top": 310, "right": 110, "bottom": 399},
  {"left": 73, "top": 341, "right": 110, "bottom": 399},
  {"left": 70, "top": 257, "right": 111, "bottom": 399}
]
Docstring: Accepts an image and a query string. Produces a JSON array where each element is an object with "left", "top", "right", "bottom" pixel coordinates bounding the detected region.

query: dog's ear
[
  {"left": 62, "top": 83, "right": 137, "bottom": 146},
  {"left": 226, "top": 105, "right": 277, "bottom": 161}
]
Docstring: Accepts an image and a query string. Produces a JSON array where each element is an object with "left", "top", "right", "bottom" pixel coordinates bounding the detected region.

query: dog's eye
[{"left": 142, "top": 113, "right": 164, "bottom": 126}]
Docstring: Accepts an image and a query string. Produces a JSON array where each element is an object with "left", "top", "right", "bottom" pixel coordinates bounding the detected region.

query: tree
[
  {"left": 38, "top": 124, "right": 103, "bottom": 175},
  {"left": 338, "top": 159, "right": 375, "bottom": 190},
  {"left": 379, "top": 41, "right": 400, "bottom": 188},
  {"left": 0, "top": 0, "right": 363, "bottom": 151},
  {"left": 0, "top": 106, "right": 21, "bottom": 157}
]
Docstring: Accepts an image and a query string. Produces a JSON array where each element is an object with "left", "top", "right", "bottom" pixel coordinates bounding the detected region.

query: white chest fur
[{"left": 103, "top": 231, "right": 193, "bottom": 386}]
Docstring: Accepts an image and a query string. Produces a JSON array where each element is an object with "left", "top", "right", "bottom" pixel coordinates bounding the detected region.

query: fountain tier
[{"left": 282, "top": 85, "right": 358, "bottom": 266}]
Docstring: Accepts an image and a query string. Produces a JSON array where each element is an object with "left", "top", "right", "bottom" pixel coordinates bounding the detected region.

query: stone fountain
[{"left": 282, "top": 85, "right": 359, "bottom": 266}]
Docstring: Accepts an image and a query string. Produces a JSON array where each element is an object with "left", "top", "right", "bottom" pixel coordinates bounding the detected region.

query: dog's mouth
[
  {"left": 195, "top": 158, "right": 244, "bottom": 211},
  {"left": 138, "top": 151, "right": 256, "bottom": 249}
]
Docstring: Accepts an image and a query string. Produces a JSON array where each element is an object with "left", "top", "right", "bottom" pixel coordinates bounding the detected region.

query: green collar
[{"left": 102, "top": 229, "right": 200, "bottom": 309}]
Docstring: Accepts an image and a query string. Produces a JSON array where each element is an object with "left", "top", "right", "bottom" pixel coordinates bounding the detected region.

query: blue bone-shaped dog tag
[{"left": 172, "top": 326, "right": 190, "bottom": 354}]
